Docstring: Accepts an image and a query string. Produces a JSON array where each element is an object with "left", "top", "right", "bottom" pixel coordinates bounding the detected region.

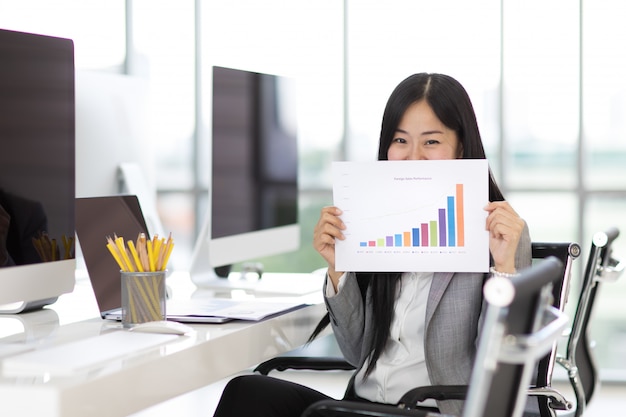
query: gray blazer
[{"left": 324, "top": 223, "right": 532, "bottom": 416}]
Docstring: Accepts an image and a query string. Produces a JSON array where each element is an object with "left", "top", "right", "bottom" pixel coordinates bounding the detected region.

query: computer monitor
[
  {"left": 0, "top": 28, "right": 76, "bottom": 313},
  {"left": 190, "top": 65, "right": 300, "bottom": 285}
]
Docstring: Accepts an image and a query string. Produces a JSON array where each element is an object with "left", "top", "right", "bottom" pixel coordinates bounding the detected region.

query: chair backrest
[
  {"left": 529, "top": 241, "right": 581, "bottom": 413},
  {"left": 566, "top": 227, "right": 622, "bottom": 416},
  {"left": 463, "top": 257, "right": 568, "bottom": 417}
]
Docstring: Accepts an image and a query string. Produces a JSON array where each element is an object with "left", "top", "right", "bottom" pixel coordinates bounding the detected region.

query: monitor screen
[
  {"left": 190, "top": 65, "right": 299, "bottom": 283},
  {"left": 0, "top": 28, "right": 76, "bottom": 312}
]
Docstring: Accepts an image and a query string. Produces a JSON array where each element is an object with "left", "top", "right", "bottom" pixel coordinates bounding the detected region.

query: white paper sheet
[{"left": 333, "top": 160, "right": 489, "bottom": 272}]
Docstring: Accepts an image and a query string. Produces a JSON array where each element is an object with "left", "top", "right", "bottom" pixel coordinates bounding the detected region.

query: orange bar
[
  {"left": 456, "top": 184, "right": 464, "bottom": 246},
  {"left": 403, "top": 231, "right": 411, "bottom": 247}
]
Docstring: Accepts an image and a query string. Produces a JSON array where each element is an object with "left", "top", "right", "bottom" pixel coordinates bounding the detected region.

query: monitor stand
[
  {"left": 0, "top": 297, "right": 59, "bottom": 314},
  {"left": 190, "top": 264, "right": 324, "bottom": 297}
]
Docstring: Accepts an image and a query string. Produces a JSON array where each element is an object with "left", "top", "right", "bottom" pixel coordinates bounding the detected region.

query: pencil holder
[{"left": 121, "top": 270, "right": 167, "bottom": 328}]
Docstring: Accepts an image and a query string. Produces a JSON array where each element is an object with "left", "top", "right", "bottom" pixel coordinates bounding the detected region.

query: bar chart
[
  {"left": 333, "top": 160, "right": 489, "bottom": 272},
  {"left": 358, "top": 183, "right": 465, "bottom": 248}
]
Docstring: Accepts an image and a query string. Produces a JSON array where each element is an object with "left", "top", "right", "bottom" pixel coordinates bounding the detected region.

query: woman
[{"left": 212, "top": 73, "right": 531, "bottom": 417}]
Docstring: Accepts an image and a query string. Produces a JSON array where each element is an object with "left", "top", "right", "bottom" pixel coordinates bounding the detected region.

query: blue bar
[
  {"left": 394, "top": 234, "right": 402, "bottom": 247},
  {"left": 412, "top": 228, "right": 420, "bottom": 247},
  {"left": 447, "top": 196, "right": 456, "bottom": 246}
]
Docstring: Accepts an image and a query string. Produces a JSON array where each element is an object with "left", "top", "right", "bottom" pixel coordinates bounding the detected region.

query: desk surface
[{"left": 0, "top": 270, "right": 326, "bottom": 417}]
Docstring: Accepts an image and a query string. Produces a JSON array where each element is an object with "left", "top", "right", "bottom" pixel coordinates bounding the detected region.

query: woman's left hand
[{"left": 484, "top": 201, "right": 525, "bottom": 274}]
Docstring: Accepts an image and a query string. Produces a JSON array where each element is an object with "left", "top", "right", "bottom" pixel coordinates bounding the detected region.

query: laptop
[{"left": 75, "top": 196, "right": 306, "bottom": 324}]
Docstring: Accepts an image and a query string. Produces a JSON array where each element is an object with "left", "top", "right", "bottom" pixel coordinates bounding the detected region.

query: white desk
[{"left": 0, "top": 270, "right": 326, "bottom": 417}]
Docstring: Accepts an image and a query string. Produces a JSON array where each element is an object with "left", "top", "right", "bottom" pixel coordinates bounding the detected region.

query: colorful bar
[
  {"left": 368, "top": 241, "right": 375, "bottom": 247},
  {"left": 412, "top": 228, "right": 420, "bottom": 247},
  {"left": 386, "top": 236, "right": 393, "bottom": 246},
  {"left": 421, "top": 223, "right": 428, "bottom": 247},
  {"left": 394, "top": 234, "right": 402, "bottom": 246},
  {"left": 447, "top": 196, "right": 456, "bottom": 246},
  {"left": 429, "top": 221, "right": 438, "bottom": 247},
  {"left": 360, "top": 242, "right": 367, "bottom": 247},
  {"left": 456, "top": 183, "right": 464, "bottom": 246},
  {"left": 403, "top": 231, "right": 411, "bottom": 247},
  {"left": 377, "top": 238, "right": 385, "bottom": 246},
  {"left": 438, "top": 208, "right": 446, "bottom": 247}
]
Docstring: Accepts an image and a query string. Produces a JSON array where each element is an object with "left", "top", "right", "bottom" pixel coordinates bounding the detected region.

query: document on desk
[
  {"left": 166, "top": 298, "right": 307, "bottom": 321},
  {"left": 333, "top": 160, "right": 489, "bottom": 272}
]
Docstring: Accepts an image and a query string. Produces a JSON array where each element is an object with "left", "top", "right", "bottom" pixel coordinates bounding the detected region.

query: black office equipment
[{"left": 0, "top": 28, "right": 76, "bottom": 312}]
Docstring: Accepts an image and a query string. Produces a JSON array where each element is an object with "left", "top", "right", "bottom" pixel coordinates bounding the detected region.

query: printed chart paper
[{"left": 333, "top": 160, "right": 489, "bottom": 272}]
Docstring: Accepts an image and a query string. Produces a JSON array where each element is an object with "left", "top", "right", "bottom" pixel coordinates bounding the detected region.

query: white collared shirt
[{"left": 327, "top": 272, "right": 435, "bottom": 406}]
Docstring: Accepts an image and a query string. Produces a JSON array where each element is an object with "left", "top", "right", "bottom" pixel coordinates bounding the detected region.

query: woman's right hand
[{"left": 313, "top": 206, "right": 345, "bottom": 285}]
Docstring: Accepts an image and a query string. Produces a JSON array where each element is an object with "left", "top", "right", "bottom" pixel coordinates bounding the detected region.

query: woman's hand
[
  {"left": 313, "top": 206, "right": 345, "bottom": 286},
  {"left": 484, "top": 201, "right": 525, "bottom": 274}
]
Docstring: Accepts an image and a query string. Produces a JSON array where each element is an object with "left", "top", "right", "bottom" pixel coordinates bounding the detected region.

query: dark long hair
[{"left": 310, "top": 73, "right": 504, "bottom": 378}]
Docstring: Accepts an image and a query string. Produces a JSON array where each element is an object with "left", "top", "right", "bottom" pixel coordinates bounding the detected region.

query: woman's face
[{"left": 387, "top": 100, "right": 462, "bottom": 161}]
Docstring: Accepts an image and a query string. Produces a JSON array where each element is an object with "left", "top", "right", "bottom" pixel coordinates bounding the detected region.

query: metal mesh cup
[{"left": 121, "top": 270, "right": 166, "bottom": 327}]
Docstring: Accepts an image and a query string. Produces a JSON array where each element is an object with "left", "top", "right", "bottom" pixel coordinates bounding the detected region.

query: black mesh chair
[
  {"left": 301, "top": 257, "right": 568, "bottom": 417},
  {"left": 552, "top": 227, "right": 623, "bottom": 417},
  {"left": 254, "top": 242, "right": 581, "bottom": 416}
]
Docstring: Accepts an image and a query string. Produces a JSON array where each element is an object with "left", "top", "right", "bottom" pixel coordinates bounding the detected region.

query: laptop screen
[{"left": 76, "top": 196, "right": 149, "bottom": 315}]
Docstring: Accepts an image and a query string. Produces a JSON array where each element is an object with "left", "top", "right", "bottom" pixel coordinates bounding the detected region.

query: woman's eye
[
  {"left": 424, "top": 139, "right": 440, "bottom": 145},
  {"left": 392, "top": 137, "right": 407, "bottom": 144}
]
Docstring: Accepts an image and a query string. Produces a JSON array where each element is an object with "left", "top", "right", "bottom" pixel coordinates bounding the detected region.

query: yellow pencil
[
  {"left": 137, "top": 233, "right": 150, "bottom": 271},
  {"left": 147, "top": 239, "right": 156, "bottom": 272},
  {"left": 106, "top": 241, "right": 126, "bottom": 271},
  {"left": 115, "top": 236, "right": 135, "bottom": 272},
  {"left": 127, "top": 240, "right": 144, "bottom": 272},
  {"left": 162, "top": 237, "right": 174, "bottom": 271}
]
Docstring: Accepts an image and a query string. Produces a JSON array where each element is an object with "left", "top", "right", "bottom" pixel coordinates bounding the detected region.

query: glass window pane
[
  {"left": 0, "top": 0, "right": 125, "bottom": 70},
  {"left": 583, "top": 0, "right": 626, "bottom": 189},
  {"left": 507, "top": 191, "right": 583, "bottom": 341},
  {"left": 507, "top": 192, "right": 579, "bottom": 243},
  {"left": 347, "top": 0, "right": 501, "bottom": 163},
  {"left": 199, "top": 0, "right": 344, "bottom": 190},
  {"left": 503, "top": 0, "right": 579, "bottom": 189},
  {"left": 156, "top": 193, "right": 196, "bottom": 270},
  {"left": 131, "top": 0, "right": 196, "bottom": 190}
]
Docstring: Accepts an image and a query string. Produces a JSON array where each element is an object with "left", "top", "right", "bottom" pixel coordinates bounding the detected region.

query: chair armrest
[
  {"left": 527, "top": 386, "right": 573, "bottom": 411},
  {"left": 254, "top": 356, "right": 356, "bottom": 375},
  {"left": 398, "top": 385, "right": 468, "bottom": 407}
]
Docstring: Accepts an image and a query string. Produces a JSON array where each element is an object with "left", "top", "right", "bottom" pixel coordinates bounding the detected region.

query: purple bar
[
  {"left": 438, "top": 208, "right": 446, "bottom": 247},
  {"left": 386, "top": 236, "right": 393, "bottom": 246}
]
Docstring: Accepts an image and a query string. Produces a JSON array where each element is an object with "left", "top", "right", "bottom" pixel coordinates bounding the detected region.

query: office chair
[
  {"left": 553, "top": 227, "right": 623, "bottom": 417},
  {"left": 254, "top": 241, "right": 581, "bottom": 416},
  {"left": 356, "top": 231, "right": 623, "bottom": 417},
  {"left": 301, "top": 257, "right": 569, "bottom": 417}
]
